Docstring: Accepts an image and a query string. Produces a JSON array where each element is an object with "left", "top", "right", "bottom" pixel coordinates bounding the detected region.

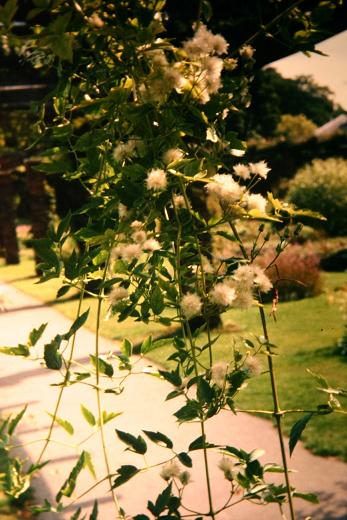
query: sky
[{"left": 269, "top": 30, "right": 347, "bottom": 110}]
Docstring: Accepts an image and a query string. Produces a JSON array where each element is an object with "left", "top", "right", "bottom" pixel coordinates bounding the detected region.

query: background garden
[{"left": 0, "top": 1, "right": 346, "bottom": 519}]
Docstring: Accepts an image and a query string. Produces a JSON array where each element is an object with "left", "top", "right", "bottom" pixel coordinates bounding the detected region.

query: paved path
[{"left": 0, "top": 281, "right": 346, "bottom": 520}]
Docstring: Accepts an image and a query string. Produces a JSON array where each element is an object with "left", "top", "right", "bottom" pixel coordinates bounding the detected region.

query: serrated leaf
[
  {"left": 47, "top": 413, "right": 74, "bottom": 435},
  {"left": 112, "top": 465, "right": 139, "bottom": 488},
  {"left": 177, "top": 452, "right": 192, "bottom": 467},
  {"left": 0, "top": 344, "right": 30, "bottom": 357},
  {"left": 80, "top": 405, "right": 96, "bottom": 427},
  {"left": 142, "top": 430, "right": 173, "bottom": 449},
  {"left": 154, "top": 483, "right": 172, "bottom": 514},
  {"left": 44, "top": 335, "right": 63, "bottom": 370},
  {"left": 188, "top": 435, "right": 215, "bottom": 451},
  {"left": 115, "top": 429, "right": 147, "bottom": 454},
  {"left": 174, "top": 400, "right": 200, "bottom": 422},
  {"left": 56, "top": 451, "right": 86, "bottom": 501},
  {"left": 289, "top": 413, "right": 314, "bottom": 455},
  {"left": 90, "top": 355, "right": 114, "bottom": 377},
  {"left": 28, "top": 323, "right": 47, "bottom": 347},
  {"left": 8, "top": 406, "right": 27, "bottom": 435}
]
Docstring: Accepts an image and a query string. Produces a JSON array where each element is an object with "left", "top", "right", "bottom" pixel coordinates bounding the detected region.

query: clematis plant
[{"left": 0, "top": 1, "right": 345, "bottom": 519}]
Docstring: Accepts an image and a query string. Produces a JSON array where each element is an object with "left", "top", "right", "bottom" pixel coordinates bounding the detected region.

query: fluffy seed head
[
  {"left": 210, "top": 283, "right": 236, "bottom": 307},
  {"left": 246, "top": 193, "right": 267, "bottom": 213},
  {"left": 132, "top": 230, "right": 147, "bottom": 244},
  {"left": 242, "top": 355, "right": 262, "bottom": 377},
  {"left": 109, "top": 286, "right": 128, "bottom": 305},
  {"left": 160, "top": 460, "right": 181, "bottom": 481},
  {"left": 233, "top": 163, "right": 251, "bottom": 180},
  {"left": 162, "top": 148, "right": 184, "bottom": 165},
  {"left": 146, "top": 168, "right": 167, "bottom": 191},
  {"left": 121, "top": 243, "right": 142, "bottom": 262},
  {"left": 249, "top": 160, "right": 271, "bottom": 179},
  {"left": 218, "top": 457, "right": 234, "bottom": 481},
  {"left": 143, "top": 238, "right": 161, "bottom": 251},
  {"left": 180, "top": 293, "right": 202, "bottom": 319},
  {"left": 211, "top": 362, "right": 229, "bottom": 388}
]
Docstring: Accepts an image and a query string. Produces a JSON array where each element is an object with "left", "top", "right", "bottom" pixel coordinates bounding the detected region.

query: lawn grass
[{"left": 1, "top": 249, "right": 346, "bottom": 460}]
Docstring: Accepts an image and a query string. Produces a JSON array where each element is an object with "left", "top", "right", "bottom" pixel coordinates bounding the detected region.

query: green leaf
[
  {"left": 174, "top": 401, "right": 199, "bottom": 422},
  {"left": 154, "top": 483, "right": 172, "bottom": 515},
  {"left": 44, "top": 335, "right": 63, "bottom": 370},
  {"left": 159, "top": 370, "right": 182, "bottom": 387},
  {"left": 292, "top": 491, "right": 319, "bottom": 504},
  {"left": 64, "top": 309, "right": 89, "bottom": 340},
  {"left": 197, "top": 378, "right": 214, "bottom": 403},
  {"left": 80, "top": 405, "right": 96, "bottom": 427},
  {"left": 57, "top": 211, "right": 71, "bottom": 239},
  {"left": 99, "top": 410, "right": 122, "bottom": 426},
  {"left": 150, "top": 286, "right": 165, "bottom": 315},
  {"left": 0, "top": 0, "right": 18, "bottom": 26},
  {"left": 177, "top": 452, "right": 193, "bottom": 467},
  {"left": 121, "top": 338, "right": 133, "bottom": 357},
  {"left": 112, "top": 465, "right": 139, "bottom": 488},
  {"left": 90, "top": 355, "right": 114, "bottom": 377},
  {"left": 142, "top": 430, "right": 173, "bottom": 449},
  {"left": 188, "top": 435, "right": 215, "bottom": 451},
  {"left": 42, "top": 33, "right": 74, "bottom": 62},
  {"left": 306, "top": 369, "right": 329, "bottom": 389},
  {"left": 28, "top": 323, "right": 47, "bottom": 347},
  {"left": 141, "top": 336, "right": 153, "bottom": 355},
  {"left": 56, "top": 451, "right": 86, "bottom": 501},
  {"left": 47, "top": 413, "right": 74, "bottom": 435},
  {"left": 70, "top": 508, "right": 82, "bottom": 520},
  {"left": 0, "top": 344, "right": 30, "bottom": 357},
  {"left": 89, "top": 500, "right": 98, "bottom": 519},
  {"left": 115, "top": 429, "right": 147, "bottom": 454},
  {"left": 289, "top": 413, "right": 314, "bottom": 455},
  {"left": 57, "top": 285, "right": 71, "bottom": 299},
  {"left": 85, "top": 452, "right": 96, "bottom": 480},
  {"left": 8, "top": 406, "right": 27, "bottom": 435}
]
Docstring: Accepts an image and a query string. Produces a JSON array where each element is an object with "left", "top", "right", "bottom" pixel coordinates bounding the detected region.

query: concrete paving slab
[{"left": 0, "top": 281, "right": 346, "bottom": 520}]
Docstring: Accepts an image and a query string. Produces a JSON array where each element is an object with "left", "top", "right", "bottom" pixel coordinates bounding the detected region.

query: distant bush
[
  {"left": 258, "top": 244, "right": 322, "bottom": 301},
  {"left": 287, "top": 157, "right": 347, "bottom": 236},
  {"left": 276, "top": 114, "right": 317, "bottom": 144}
]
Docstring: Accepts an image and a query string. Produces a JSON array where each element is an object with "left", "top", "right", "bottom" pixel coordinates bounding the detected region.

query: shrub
[
  {"left": 287, "top": 157, "right": 347, "bottom": 236},
  {"left": 276, "top": 113, "right": 317, "bottom": 143},
  {"left": 258, "top": 244, "right": 322, "bottom": 301}
]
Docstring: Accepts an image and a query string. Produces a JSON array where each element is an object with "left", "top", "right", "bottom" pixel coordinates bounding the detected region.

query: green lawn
[{"left": 1, "top": 250, "right": 346, "bottom": 460}]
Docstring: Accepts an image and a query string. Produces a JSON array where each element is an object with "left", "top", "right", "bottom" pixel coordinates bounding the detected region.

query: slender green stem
[
  {"left": 172, "top": 197, "right": 216, "bottom": 519},
  {"left": 37, "top": 289, "right": 84, "bottom": 463},
  {"left": 231, "top": 0, "right": 306, "bottom": 55},
  {"left": 229, "top": 219, "right": 296, "bottom": 520},
  {"left": 94, "top": 249, "right": 122, "bottom": 517}
]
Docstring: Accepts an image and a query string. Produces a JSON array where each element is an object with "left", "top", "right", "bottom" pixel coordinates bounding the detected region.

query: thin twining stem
[
  {"left": 229, "top": 219, "right": 296, "bottom": 520},
  {"left": 36, "top": 288, "right": 85, "bottom": 463},
  {"left": 171, "top": 198, "right": 216, "bottom": 520}
]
